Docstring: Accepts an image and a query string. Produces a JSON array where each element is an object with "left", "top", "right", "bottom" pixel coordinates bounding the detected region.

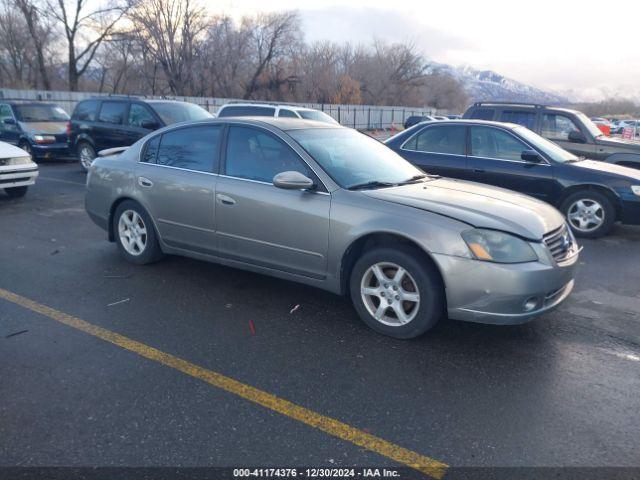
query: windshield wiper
[
  {"left": 347, "top": 180, "right": 396, "bottom": 191},
  {"left": 397, "top": 174, "right": 431, "bottom": 185}
]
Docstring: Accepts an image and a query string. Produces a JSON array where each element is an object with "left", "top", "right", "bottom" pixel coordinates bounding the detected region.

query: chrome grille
[{"left": 543, "top": 224, "right": 574, "bottom": 263}]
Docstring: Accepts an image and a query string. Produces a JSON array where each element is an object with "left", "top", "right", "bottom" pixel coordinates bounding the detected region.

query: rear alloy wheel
[
  {"left": 561, "top": 190, "right": 614, "bottom": 238},
  {"left": 350, "top": 246, "right": 444, "bottom": 339},
  {"left": 113, "top": 200, "right": 164, "bottom": 265},
  {"left": 78, "top": 143, "right": 96, "bottom": 172}
]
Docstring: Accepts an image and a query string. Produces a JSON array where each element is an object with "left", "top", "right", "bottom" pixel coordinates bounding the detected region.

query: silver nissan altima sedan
[{"left": 85, "top": 118, "right": 579, "bottom": 338}]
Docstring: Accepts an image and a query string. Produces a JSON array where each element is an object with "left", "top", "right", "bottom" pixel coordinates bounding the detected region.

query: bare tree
[
  {"left": 43, "top": 0, "right": 130, "bottom": 91},
  {"left": 130, "top": 0, "right": 208, "bottom": 95},
  {"left": 12, "top": 0, "right": 54, "bottom": 89},
  {"left": 241, "top": 11, "right": 300, "bottom": 99}
]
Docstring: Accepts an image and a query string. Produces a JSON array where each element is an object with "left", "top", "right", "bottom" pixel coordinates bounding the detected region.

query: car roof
[
  {"left": 471, "top": 102, "right": 580, "bottom": 116},
  {"left": 416, "top": 119, "right": 521, "bottom": 129},
  {"left": 219, "top": 103, "right": 317, "bottom": 112},
  {"left": 161, "top": 116, "right": 342, "bottom": 132},
  {"left": 3, "top": 101, "right": 60, "bottom": 107}
]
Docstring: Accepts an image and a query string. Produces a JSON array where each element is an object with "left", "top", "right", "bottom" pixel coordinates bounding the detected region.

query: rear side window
[
  {"left": 278, "top": 109, "right": 299, "bottom": 118},
  {"left": 73, "top": 100, "right": 99, "bottom": 121},
  {"left": 404, "top": 125, "right": 466, "bottom": 155},
  {"left": 500, "top": 110, "right": 536, "bottom": 130},
  {"left": 217, "top": 106, "right": 276, "bottom": 117},
  {"left": 147, "top": 125, "right": 222, "bottom": 173},
  {"left": 98, "top": 102, "right": 127, "bottom": 125},
  {"left": 469, "top": 108, "right": 495, "bottom": 120}
]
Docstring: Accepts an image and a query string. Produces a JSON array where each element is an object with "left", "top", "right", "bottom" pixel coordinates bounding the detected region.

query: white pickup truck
[{"left": 0, "top": 141, "right": 38, "bottom": 198}]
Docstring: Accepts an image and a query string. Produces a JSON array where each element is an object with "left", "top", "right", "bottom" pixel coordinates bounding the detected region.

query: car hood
[
  {"left": 19, "top": 121, "right": 68, "bottom": 135},
  {"left": 572, "top": 159, "right": 640, "bottom": 181},
  {"left": 363, "top": 178, "right": 564, "bottom": 240},
  {"left": 596, "top": 136, "right": 640, "bottom": 151},
  {"left": 0, "top": 140, "right": 31, "bottom": 158}
]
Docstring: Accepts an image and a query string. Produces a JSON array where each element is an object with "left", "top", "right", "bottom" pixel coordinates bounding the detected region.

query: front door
[
  {"left": 216, "top": 125, "right": 330, "bottom": 279},
  {"left": 135, "top": 124, "right": 222, "bottom": 253},
  {"left": 467, "top": 125, "right": 559, "bottom": 201}
]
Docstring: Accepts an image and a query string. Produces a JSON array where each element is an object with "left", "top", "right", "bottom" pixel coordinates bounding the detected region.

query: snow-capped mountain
[{"left": 426, "top": 62, "right": 568, "bottom": 104}]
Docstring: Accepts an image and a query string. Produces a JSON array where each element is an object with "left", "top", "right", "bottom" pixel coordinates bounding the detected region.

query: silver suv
[{"left": 217, "top": 103, "right": 338, "bottom": 124}]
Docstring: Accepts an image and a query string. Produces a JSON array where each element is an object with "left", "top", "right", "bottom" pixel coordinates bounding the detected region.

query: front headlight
[
  {"left": 462, "top": 229, "right": 538, "bottom": 263},
  {"left": 0, "top": 156, "right": 32, "bottom": 166},
  {"left": 33, "top": 134, "right": 56, "bottom": 144},
  {"left": 632, "top": 185, "right": 640, "bottom": 197}
]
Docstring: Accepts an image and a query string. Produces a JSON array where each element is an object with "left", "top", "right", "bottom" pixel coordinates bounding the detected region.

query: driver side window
[
  {"left": 470, "top": 126, "right": 529, "bottom": 162},
  {"left": 541, "top": 114, "right": 580, "bottom": 141},
  {"left": 225, "top": 126, "right": 313, "bottom": 184}
]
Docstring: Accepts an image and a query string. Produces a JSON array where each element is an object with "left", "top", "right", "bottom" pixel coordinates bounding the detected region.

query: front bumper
[
  {"left": 0, "top": 163, "right": 39, "bottom": 189},
  {"left": 433, "top": 250, "right": 578, "bottom": 325},
  {"left": 31, "top": 142, "right": 72, "bottom": 160}
]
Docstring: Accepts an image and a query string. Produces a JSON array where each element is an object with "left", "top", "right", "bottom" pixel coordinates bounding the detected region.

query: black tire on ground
[
  {"left": 78, "top": 142, "right": 96, "bottom": 172},
  {"left": 349, "top": 245, "right": 445, "bottom": 339},
  {"left": 112, "top": 200, "right": 164, "bottom": 265},
  {"left": 560, "top": 190, "right": 615, "bottom": 239},
  {"left": 5, "top": 186, "right": 28, "bottom": 198}
]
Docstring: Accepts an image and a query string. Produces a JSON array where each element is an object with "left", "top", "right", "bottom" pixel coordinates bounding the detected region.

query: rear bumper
[
  {"left": 433, "top": 251, "right": 578, "bottom": 325},
  {"left": 0, "top": 164, "right": 39, "bottom": 189}
]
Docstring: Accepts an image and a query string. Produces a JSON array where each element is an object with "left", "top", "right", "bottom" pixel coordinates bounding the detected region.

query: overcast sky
[{"left": 212, "top": 0, "right": 640, "bottom": 101}]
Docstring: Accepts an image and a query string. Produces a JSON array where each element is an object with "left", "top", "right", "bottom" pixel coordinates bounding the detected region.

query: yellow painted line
[{"left": 0, "top": 287, "right": 448, "bottom": 479}]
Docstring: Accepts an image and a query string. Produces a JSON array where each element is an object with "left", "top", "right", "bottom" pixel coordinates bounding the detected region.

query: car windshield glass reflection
[
  {"left": 15, "top": 105, "right": 69, "bottom": 122},
  {"left": 514, "top": 126, "right": 578, "bottom": 163},
  {"left": 289, "top": 128, "right": 424, "bottom": 189}
]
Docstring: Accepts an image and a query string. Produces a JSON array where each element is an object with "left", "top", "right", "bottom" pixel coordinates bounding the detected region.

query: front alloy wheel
[
  {"left": 567, "top": 199, "right": 605, "bottom": 234},
  {"left": 360, "top": 262, "right": 420, "bottom": 326}
]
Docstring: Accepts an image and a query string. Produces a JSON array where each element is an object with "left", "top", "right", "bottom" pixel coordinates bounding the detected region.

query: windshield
[
  {"left": 289, "top": 128, "right": 424, "bottom": 189},
  {"left": 14, "top": 104, "right": 69, "bottom": 122},
  {"left": 296, "top": 110, "right": 338, "bottom": 124},
  {"left": 576, "top": 112, "right": 605, "bottom": 138},
  {"left": 514, "top": 126, "right": 578, "bottom": 163},
  {"left": 151, "top": 102, "right": 212, "bottom": 125}
]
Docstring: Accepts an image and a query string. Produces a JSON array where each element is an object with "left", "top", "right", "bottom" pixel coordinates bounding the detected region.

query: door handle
[
  {"left": 138, "top": 177, "right": 153, "bottom": 187},
  {"left": 473, "top": 168, "right": 485, "bottom": 173},
  {"left": 216, "top": 193, "right": 236, "bottom": 205}
]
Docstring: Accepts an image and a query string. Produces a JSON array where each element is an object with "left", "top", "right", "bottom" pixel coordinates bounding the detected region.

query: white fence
[{"left": 0, "top": 88, "right": 436, "bottom": 130}]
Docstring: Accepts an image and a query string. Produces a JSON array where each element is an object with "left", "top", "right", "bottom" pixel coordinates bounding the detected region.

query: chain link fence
[{"left": 0, "top": 88, "right": 436, "bottom": 130}]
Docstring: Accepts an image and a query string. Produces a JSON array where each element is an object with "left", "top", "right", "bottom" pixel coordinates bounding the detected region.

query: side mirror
[
  {"left": 3, "top": 118, "right": 16, "bottom": 125},
  {"left": 521, "top": 149, "right": 543, "bottom": 163},
  {"left": 568, "top": 130, "right": 586, "bottom": 144},
  {"left": 273, "top": 171, "right": 315, "bottom": 190},
  {"left": 141, "top": 120, "right": 159, "bottom": 130}
]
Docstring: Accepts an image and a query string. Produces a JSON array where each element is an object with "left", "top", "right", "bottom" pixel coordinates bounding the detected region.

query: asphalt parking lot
[{"left": 1, "top": 162, "right": 640, "bottom": 478}]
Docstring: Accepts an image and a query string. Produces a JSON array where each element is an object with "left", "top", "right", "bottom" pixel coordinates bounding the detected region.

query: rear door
[
  {"left": 398, "top": 124, "right": 469, "bottom": 179},
  {"left": 135, "top": 124, "right": 222, "bottom": 253},
  {"left": 215, "top": 125, "right": 330, "bottom": 279},
  {"left": 467, "top": 125, "right": 557, "bottom": 201},
  {"left": 95, "top": 101, "right": 130, "bottom": 150}
]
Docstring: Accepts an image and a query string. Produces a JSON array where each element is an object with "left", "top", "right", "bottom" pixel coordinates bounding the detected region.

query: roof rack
[{"left": 473, "top": 101, "right": 547, "bottom": 108}]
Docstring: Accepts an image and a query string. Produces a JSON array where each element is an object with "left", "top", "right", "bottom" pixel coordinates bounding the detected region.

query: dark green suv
[{"left": 463, "top": 102, "right": 640, "bottom": 169}]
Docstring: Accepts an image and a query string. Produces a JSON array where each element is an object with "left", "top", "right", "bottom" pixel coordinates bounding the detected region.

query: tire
[
  {"left": 560, "top": 190, "right": 615, "bottom": 238},
  {"left": 5, "top": 186, "right": 28, "bottom": 198},
  {"left": 113, "top": 200, "right": 164, "bottom": 265},
  {"left": 349, "top": 246, "right": 445, "bottom": 339},
  {"left": 77, "top": 142, "right": 96, "bottom": 172}
]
